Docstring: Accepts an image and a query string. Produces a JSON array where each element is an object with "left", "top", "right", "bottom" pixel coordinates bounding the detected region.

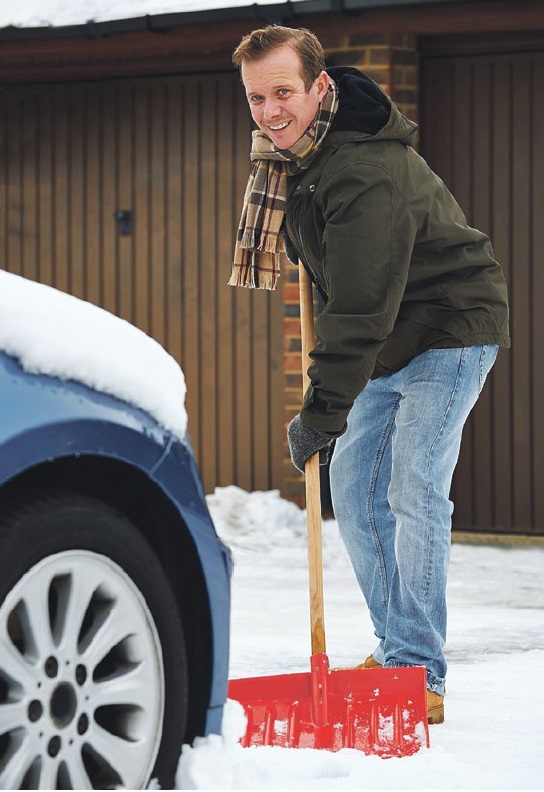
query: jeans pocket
[{"left": 478, "top": 345, "right": 499, "bottom": 394}]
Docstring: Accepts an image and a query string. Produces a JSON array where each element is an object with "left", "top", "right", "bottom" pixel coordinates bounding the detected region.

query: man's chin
[{"left": 267, "top": 126, "right": 295, "bottom": 149}]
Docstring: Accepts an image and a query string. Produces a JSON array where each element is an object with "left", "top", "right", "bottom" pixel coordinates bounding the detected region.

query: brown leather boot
[{"left": 427, "top": 690, "right": 444, "bottom": 724}]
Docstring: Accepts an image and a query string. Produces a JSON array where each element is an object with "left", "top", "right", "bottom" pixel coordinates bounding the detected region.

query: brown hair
[{"left": 232, "top": 25, "right": 326, "bottom": 91}]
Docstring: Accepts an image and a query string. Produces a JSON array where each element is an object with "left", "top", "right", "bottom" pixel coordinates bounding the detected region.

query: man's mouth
[{"left": 268, "top": 121, "right": 290, "bottom": 131}]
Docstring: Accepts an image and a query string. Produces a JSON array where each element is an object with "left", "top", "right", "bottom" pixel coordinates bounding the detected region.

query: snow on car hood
[{"left": 0, "top": 271, "right": 187, "bottom": 440}]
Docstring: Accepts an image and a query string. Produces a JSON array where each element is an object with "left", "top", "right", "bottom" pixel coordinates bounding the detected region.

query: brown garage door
[
  {"left": 421, "top": 47, "right": 544, "bottom": 535},
  {"left": 0, "top": 72, "right": 284, "bottom": 494}
]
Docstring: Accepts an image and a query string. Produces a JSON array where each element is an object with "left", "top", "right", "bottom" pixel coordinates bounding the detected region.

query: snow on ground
[
  {"left": 179, "top": 486, "right": 544, "bottom": 790},
  {"left": 0, "top": 270, "right": 188, "bottom": 439}
]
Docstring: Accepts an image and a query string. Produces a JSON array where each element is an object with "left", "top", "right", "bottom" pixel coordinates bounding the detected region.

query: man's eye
[
  {"left": 278, "top": 89, "right": 289, "bottom": 96},
  {"left": 250, "top": 95, "right": 263, "bottom": 103}
]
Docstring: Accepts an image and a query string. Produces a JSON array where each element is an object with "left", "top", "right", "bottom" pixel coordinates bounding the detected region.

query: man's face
[{"left": 241, "top": 43, "right": 329, "bottom": 150}]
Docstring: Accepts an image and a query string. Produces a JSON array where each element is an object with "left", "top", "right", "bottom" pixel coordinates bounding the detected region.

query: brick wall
[{"left": 282, "top": 33, "right": 419, "bottom": 507}]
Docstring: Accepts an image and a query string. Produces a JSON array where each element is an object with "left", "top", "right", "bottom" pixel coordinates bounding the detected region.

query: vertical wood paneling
[
  {"left": 117, "top": 84, "right": 134, "bottom": 324},
  {"left": 150, "top": 83, "right": 166, "bottom": 348},
  {"left": 165, "top": 81, "right": 183, "bottom": 367},
  {"left": 134, "top": 84, "right": 150, "bottom": 336},
  {"left": 199, "top": 78, "right": 218, "bottom": 488},
  {"left": 70, "top": 87, "right": 85, "bottom": 300},
  {"left": 532, "top": 60, "right": 544, "bottom": 529},
  {"left": 6, "top": 95, "right": 23, "bottom": 275},
  {"left": 422, "top": 50, "right": 544, "bottom": 534},
  {"left": 0, "top": 72, "right": 284, "bottom": 497},
  {"left": 511, "top": 59, "right": 532, "bottom": 531},
  {"left": 101, "top": 84, "right": 117, "bottom": 316},
  {"left": 38, "top": 93, "right": 54, "bottom": 287},
  {"left": 0, "top": 92, "right": 6, "bottom": 270},
  {"left": 53, "top": 90, "right": 69, "bottom": 293},
  {"left": 216, "top": 79, "right": 236, "bottom": 487},
  {"left": 251, "top": 294, "right": 270, "bottom": 488},
  {"left": 472, "top": 61, "right": 493, "bottom": 530},
  {"left": 86, "top": 85, "right": 101, "bottom": 307},
  {"left": 490, "top": 60, "right": 514, "bottom": 529},
  {"left": 233, "top": 86, "right": 254, "bottom": 491},
  {"left": 21, "top": 94, "right": 38, "bottom": 283},
  {"left": 182, "top": 80, "right": 201, "bottom": 461},
  {"left": 0, "top": 91, "right": 5, "bottom": 268}
]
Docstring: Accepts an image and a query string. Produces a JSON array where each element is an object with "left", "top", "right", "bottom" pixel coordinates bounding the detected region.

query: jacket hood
[{"left": 327, "top": 66, "right": 417, "bottom": 146}]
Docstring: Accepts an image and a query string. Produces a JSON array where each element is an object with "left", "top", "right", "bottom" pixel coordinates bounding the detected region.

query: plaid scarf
[{"left": 229, "top": 79, "right": 338, "bottom": 290}]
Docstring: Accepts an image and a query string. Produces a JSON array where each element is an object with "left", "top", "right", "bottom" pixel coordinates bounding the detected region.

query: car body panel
[
  {"left": 151, "top": 441, "right": 232, "bottom": 725},
  {"left": 0, "top": 351, "right": 168, "bottom": 477}
]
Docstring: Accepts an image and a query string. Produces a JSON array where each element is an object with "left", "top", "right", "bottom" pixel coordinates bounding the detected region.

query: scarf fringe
[
  {"left": 228, "top": 271, "right": 278, "bottom": 290},
  {"left": 228, "top": 251, "right": 280, "bottom": 290}
]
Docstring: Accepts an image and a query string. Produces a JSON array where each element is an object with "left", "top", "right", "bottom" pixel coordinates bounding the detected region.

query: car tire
[{"left": 0, "top": 488, "right": 188, "bottom": 790}]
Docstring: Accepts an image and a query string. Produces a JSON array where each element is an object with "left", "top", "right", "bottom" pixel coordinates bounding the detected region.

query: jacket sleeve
[{"left": 300, "top": 160, "right": 417, "bottom": 436}]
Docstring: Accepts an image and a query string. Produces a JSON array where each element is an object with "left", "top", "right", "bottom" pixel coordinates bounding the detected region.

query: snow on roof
[
  {"left": 0, "top": 270, "right": 188, "bottom": 440},
  {"left": 0, "top": 0, "right": 295, "bottom": 29}
]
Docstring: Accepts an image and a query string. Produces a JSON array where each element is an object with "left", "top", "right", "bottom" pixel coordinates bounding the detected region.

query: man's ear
[{"left": 315, "top": 70, "right": 330, "bottom": 101}]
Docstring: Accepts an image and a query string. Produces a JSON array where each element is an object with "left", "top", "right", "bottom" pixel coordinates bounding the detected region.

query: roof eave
[{"left": 0, "top": 0, "right": 480, "bottom": 42}]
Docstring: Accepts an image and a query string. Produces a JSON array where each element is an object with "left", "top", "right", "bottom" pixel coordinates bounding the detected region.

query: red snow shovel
[{"left": 228, "top": 265, "right": 430, "bottom": 757}]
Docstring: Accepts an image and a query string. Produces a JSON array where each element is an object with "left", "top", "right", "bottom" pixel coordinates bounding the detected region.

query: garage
[
  {"left": 421, "top": 35, "right": 544, "bottom": 535},
  {"left": 0, "top": 72, "right": 284, "bottom": 494}
]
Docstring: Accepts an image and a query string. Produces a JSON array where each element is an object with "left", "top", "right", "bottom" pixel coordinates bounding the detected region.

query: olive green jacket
[{"left": 284, "top": 102, "right": 510, "bottom": 437}]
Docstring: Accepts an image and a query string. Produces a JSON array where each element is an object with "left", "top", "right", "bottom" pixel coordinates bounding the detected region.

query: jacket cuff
[{"left": 300, "top": 388, "right": 348, "bottom": 439}]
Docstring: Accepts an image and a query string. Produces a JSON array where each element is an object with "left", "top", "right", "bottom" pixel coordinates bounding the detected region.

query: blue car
[{"left": 0, "top": 272, "right": 231, "bottom": 790}]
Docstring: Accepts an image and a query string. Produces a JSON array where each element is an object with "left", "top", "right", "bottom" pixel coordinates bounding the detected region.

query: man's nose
[{"left": 263, "top": 98, "right": 281, "bottom": 121}]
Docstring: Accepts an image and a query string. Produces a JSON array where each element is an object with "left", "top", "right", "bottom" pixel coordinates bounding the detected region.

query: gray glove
[{"left": 287, "top": 414, "right": 332, "bottom": 473}]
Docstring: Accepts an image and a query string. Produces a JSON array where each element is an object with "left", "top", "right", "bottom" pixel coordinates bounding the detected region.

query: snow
[
  {"left": 179, "top": 486, "right": 544, "bottom": 789},
  {"left": 0, "top": 270, "right": 188, "bottom": 439},
  {"left": 0, "top": 0, "right": 303, "bottom": 29}
]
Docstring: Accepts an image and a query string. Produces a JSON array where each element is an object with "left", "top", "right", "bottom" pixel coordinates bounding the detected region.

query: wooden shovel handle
[{"left": 298, "top": 264, "right": 326, "bottom": 656}]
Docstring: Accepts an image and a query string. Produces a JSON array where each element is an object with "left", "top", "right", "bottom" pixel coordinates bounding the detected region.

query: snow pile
[
  {"left": 180, "top": 486, "right": 544, "bottom": 790},
  {"left": 206, "top": 486, "right": 307, "bottom": 551},
  {"left": 0, "top": 270, "right": 187, "bottom": 439},
  {"left": 207, "top": 485, "right": 351, "bottom": 568}
]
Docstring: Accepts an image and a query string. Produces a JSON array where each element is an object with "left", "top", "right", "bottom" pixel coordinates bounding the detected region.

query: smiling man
[{"left": 230, "top": 25, "right": 510, "bottom": 726}]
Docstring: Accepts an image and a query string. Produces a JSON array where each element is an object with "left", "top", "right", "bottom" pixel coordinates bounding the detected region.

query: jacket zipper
[{"left": 294, "top": 205, "right": 320, "bottom": 290}]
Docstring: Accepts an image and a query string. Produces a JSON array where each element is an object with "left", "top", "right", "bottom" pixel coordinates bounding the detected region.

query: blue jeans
[{"left": 329, "top": 345, "right": 499, "bottom": 695}]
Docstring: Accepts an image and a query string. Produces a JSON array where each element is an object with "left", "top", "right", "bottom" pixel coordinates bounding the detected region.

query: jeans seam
[
  {"left": 423, "top": 348, "right": 467, "bottom": 606},
  {"left": 478, "top": 345, "right": 486, "bottom": 394},
  {"left": 367, "top": 395, "right": 400, "bottom": 611}
]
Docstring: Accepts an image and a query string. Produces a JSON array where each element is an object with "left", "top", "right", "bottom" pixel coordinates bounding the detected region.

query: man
[{"left": 230, "top": 25, "right": 510, "bottom": 724}]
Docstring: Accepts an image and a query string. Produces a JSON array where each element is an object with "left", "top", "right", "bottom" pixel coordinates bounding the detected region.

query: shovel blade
[{"left": 228, "top": 653, "right": 429, "bottom": 757}]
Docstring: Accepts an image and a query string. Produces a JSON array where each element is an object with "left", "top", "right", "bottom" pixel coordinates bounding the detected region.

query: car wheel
[{"left": 0, "top": 490, "right": 188, "bottom": 790}]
